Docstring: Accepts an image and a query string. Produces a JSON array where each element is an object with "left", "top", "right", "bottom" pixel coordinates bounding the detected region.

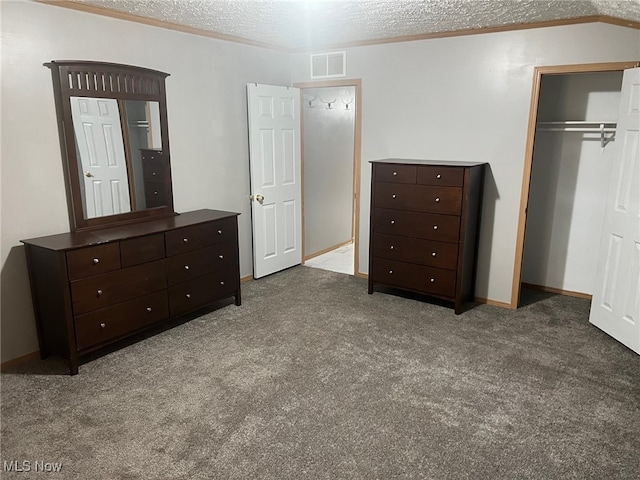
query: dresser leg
[
  {"left": 69, "top": 356, "right": 79, "bottom": 376},
  {"left": 454, "top": 301, "right": 462, "bottom": 315},
  {"left": 235, "top": 289, "right": 242, "bottom": 306}
]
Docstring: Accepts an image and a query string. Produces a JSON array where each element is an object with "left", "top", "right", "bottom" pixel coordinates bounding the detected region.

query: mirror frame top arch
[{"left": 46, "top": 60, "right": 175, "bottom": 232}]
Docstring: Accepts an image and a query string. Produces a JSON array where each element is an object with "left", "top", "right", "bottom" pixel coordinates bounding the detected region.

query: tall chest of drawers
[
  {"left": 22, "top": 209, "right": 240, "bottom": 375},
  {"left": 368, "top": 159, "right": 486, "bottom": 314}
]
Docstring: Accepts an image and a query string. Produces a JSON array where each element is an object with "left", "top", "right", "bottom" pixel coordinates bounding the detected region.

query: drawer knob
[
  {"left": 393, "top": 171, "right": 398, "bottom": 176},
  {"left": 432, "top": 252, "right": 437, "bottom": 257},
  {"left": 390, "top": 220, "right": 395, "bottom": 225},
  {"left": 146, "top": 307, "right": 152, "bottom": 313},
  {"left": 392, "top": 194, "right": 396, "bottom": 199},
  {"left": 184, "top": 265, "right": 190, "bottom": 270},
  {"left": 220, "top": 281, "right": 225, "bottom": 286},
  {"left": 389, "top": 270, "right": 393, "bottom": 274},
  {"left": 100, "top": 323, "right": 106, "bottom": 328},
  {"left": 185, "top": 293, "right": 191, "bottom": 299},
  {"left": 219, "top": 255, "right": 224, "bottom": 259},
  {"left": 430, "top": 278, "right": 435, "bottom": 283},
  {"left": 154, "top": 191, "right": 158, "bottom": 195},
  {"left": 435, "top": 197, "right": 440, "bottom": 203},
  {"left": 436, "top": 174, "right": 441, "bottom": 179},
  {"left": 92, "top": 258, "right": 99, "bottom": 264},
  {"left": 97, "top": 289, "right": 103, "bottom": 296},
  {"left": 152, "top": 172, "right": 157, "bottom": 176},
  {"left": 433, "top": 225, "right": 438, "bottom": 230},
  {"left": 390, "top": 245, "right": 394, "bottom": 250},
  {"left": 217, "top": 230, "right": 223, "bottom": 235},
  {"left": 183, "top": 238, "right": 189, "bottom": 243}
]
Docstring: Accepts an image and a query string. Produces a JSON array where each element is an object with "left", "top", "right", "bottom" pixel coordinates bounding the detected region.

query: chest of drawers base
[
  {"left": 368, "top": 160, "right": 485, "bottom": 314},
  {"left": 22, "top": 209, "right": 241, "bottom": 375}
]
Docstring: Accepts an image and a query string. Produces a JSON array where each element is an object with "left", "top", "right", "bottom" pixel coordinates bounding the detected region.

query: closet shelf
[{"left": 536, "top": 121, "right": 617, "bottom": 147}]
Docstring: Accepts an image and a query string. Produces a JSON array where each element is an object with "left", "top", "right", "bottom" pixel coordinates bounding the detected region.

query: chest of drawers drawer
[
  {"left": 373, "top": 208, "right": 460, "bottom": 243},
  {"left": 371, "top": 258, "right": 456, "bottom": 297},
  {"left": 371, "top": 233, "right": 458, "bottom": 270},
  {"left": 374, "top": 183, "right": 462, "bottom": 215},
  {"left": 121, "top": 233, "right": 165, "bottom": 267},
  {"left": 165, "top": 217, "right": 236, "bottom": 256},
  {"left": 417, "top": 165, "right": 464, "bottom": 186},
  {"left": 74, "top": 291, "right": 169, "bottom": 350},
  {"left": 70, "top": 260, "right": 166, "bottom": 315},
  {"left": 169, "top": 270, "right": 237, "bottom": 316},
  {"left": 166, "top": 242, "right": 237, "bottom": 286},
  {"left": 66, "top": 243, "right": 121, "bottom": 280}
]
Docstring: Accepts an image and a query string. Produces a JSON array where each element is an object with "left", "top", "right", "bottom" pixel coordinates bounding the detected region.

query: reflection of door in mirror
[
  {"left": 124, "top": 100, "right": 165, "bottom": 210},
  {"left": 70, "top": 97, "right": 131, "bottom": 219}
]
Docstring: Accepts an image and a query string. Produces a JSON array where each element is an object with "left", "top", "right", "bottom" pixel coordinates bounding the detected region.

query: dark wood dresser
[
  {"left": 22, "top": 209, "right": 241, "bottom": 374},
  {"left": 368, "top": 159, "right": 486, "bottom": 314}
]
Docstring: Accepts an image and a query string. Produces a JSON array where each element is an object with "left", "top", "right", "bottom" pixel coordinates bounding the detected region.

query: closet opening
[
  {"left": 295, "top": 79, "right": 362, "bottom": 277},
  {"left": 512, "top": 61, "right": 638, "bottom": 308}
]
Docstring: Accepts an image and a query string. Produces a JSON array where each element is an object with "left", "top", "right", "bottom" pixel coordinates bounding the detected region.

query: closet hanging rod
[{"left": 536, "top": 121, "right": 617, "bottom": 148}]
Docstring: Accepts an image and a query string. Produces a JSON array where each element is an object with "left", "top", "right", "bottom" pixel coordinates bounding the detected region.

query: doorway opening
[
  {"left": 295, "top": 79, "right": 362, "bottom": 276},
  {"left": 511, "top": 61, "right": 638, "bottom": 308}
]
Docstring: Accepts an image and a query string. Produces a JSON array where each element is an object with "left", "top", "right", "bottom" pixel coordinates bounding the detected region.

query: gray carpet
[{"left": 1, "top": 266, "right": 639, "bottom": 479}]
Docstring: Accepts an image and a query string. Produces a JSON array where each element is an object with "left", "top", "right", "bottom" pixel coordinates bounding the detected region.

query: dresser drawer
[
  {"left": 166, "top": 242, "right": 237, "bottom": 286},
  {"left": 120, "top": 233, "right": 165, "bottom": 267},
  {"left": 165, "top": 218, "right": 236, "bottom": 257},
  {"left": 74, "top": 290, "right": 169, "bottom": 350},
  {"left": 373, "top": 208, "right": 460, "bottom": 243},
  {"left": 374, "top": 164, "right": 417, "bottom": 184},
  {"left": 372, "top": 233, "right": 458, "bottom": 270},
  {"left": 417, "top": 166, "right": 464, "bottom": 187},
  {"left": 371, "top": 258, "right": 456, "bottom": 298},
  {"left": 168, "top": 271, "right": 237, "bottom": 316},
  {"left": 66, "top": 243, "right": 121, "bottom": 281},
  {"left": 374, "top": 183, "right": 462, "bottom": 215},
  {"left": 70, "top": 261, "right": 166, "bottom": 315}
]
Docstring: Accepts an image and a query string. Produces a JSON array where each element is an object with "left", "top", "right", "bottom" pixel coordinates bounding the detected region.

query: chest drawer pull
[
  {"left": 185, "top": 293, "right": 191, "bottom": 299},
  {"left": 430, "top": 278, "right": 435, "bottom": 283},
  {"left": 389, "top": 270, "right": 393, "bottom": 274},
  {"left": 392, "top": 194, "right": 396, "bottom": 199},
  {"left": 219, "top": 255, "right": 224, "bottom": 259},
  {"left": 93, "top": 258, "right": 100, "bottom": 264},
  {"left": 432, "top": 252, "right": 437, "bottom": 257},
  {"left": 435, "top": 197, "right": 440, "bottom": 203},
  {"left": 146, "top": 307, "right": 152, "bottom": 313},
  {"left": 218, "top": 230, "right": 223, "bottom": 235},
  {"left": 100, "top": 323, "right": 106, "bottom": 328},
  {"left": 390, "top": 220, "right": 395, "bottom": 224},
  {"left": 433, "top": 225, "right": 438, "bottom": 230},
  {"left": 393, "top": 171, "right": 398, "bottom": 176},
  {"left": 184, "top": 265, "right": 190, "bottom": 270},
  {"left": 390, "top": 245, "right": 394, "bottom": 250},
  {"left": 183, "top": 238, "right": 188, "bottom": 243},
  {"left": 220, "top": 281, "right": 225, "bottom": 286},
  {"left": 436, "top": 174, "right": 441, "bottom": 179},
  {"left": 97, "top": 289, "right": 103, "bottom": 296}
]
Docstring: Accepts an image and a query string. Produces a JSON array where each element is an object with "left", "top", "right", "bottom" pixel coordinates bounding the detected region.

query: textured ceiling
[{"left": 70, "top": 0, "right": 640, "bottom": 50}]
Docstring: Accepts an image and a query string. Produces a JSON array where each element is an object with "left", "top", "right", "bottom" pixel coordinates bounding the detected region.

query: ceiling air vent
[{"left": 310, "top": 51, "right": 346, "bottom": 79}]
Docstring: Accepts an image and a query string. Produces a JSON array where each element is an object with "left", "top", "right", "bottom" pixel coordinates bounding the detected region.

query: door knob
[
  {"left": 251, "top": 194, "right": 265, "bottom": 204},
  {"left": 85, "top": 171, "right": 94, "bottom": 178}
]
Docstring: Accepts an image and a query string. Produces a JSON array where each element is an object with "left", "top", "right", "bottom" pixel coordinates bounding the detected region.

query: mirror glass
[{"left": 70, "top": 97, "right": 166, "bottom": 219}]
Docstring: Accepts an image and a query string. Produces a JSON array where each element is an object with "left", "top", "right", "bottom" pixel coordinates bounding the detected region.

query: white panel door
[
  {"left": 589, "top": 67, "right": 640, "bottom": 354},
  {"left": 70, "top": 96, "right": 131, "bottom": 219},
  {"left": 247, "top": 84, "right": 302, "bottom": 278}
]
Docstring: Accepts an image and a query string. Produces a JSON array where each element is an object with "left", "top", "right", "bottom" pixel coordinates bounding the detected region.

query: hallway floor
[{"left": 304, "top": 242, "right": 354, "bottom": 275}]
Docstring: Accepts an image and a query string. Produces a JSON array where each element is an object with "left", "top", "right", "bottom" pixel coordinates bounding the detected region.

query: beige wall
[
  {"left": 291, "top": 22, "right": 640, "bottom": 304},
  {"left": 0, "top": 0, "right": 291, "bottom": 362}
]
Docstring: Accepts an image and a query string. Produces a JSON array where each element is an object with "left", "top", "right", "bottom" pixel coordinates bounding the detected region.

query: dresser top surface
[
  {"left": 21, "top": 209, "right": 239, "bottom": 251},
  {"left": 370, "top": 159, "right": 487, "bottom": 167}
]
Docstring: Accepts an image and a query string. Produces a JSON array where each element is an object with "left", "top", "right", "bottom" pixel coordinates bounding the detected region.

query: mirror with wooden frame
[{"left": 46, "top": 60, "right": 175, "bottom": 231}]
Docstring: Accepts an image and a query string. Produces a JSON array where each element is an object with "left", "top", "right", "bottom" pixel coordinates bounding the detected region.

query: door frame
[
  {"left": 510, "top": 60, "right": 640, "bottom": 309},
  {"left": 294, "top": 78, "right": 363, "bottom": 276}
]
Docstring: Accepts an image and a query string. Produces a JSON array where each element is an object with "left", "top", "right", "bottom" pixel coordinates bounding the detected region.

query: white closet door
[{"left": 589, "top": 67, "right": 640, "bottom": 354}]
